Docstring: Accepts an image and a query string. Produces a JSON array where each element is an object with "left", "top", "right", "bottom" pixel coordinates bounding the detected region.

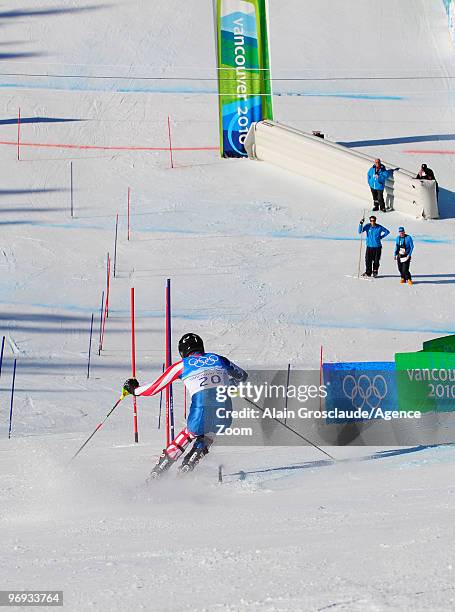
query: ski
[
  {"left": 344, "top": 274, "right": 375, "bottom": 282},
  {"left": 146, "top": 446, "right": 209, "bottom": 482},
  {"left": 178, "top": 447, "right": 209, "bottom": 475}
]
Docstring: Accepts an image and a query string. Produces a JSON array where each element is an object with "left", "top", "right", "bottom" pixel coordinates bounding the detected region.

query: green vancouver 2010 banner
[{"left": 214, "top": 0, "right": 273, "bottom": 157}]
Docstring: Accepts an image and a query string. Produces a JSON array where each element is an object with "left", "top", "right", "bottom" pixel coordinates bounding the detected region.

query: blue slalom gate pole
[
  {"left": 166, "top": 278, "right": 175, "bottom": 441},
  {"left": 8, "top": 359, "right": 17, "bottom": 439},
  {"left": 158, "top": 363, "right": 164, "bottom": 429},
  {"left": 0, "top": 335, "right": 5, "bottom": 378},
  {"left": 87, "top": 313, "right": 94, "bottom": 379}
]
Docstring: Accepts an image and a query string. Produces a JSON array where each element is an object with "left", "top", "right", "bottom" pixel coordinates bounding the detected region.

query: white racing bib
[{"left": 184, "top": 367, "right": 230, "bottom": 398}]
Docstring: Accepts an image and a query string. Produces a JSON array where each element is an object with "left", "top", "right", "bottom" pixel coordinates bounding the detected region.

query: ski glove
[{"left": 122, "top": 378, "right": 139, "bottom": 397}]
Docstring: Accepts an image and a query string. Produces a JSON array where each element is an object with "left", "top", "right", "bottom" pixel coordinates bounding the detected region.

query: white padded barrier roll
[{"left": 244, "top": 121, "right": 439, "bottom": 219}]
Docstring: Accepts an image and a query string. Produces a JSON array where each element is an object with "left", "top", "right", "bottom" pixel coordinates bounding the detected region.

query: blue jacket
[
  {"left": 394, "top": 234, "right": 414, "bottom": 257},
  {"left": 358, "top": 223, "right": 390, "bottom": 247},
  {"left": 367, "top": 164, "right": 393, "bottom": 191}
]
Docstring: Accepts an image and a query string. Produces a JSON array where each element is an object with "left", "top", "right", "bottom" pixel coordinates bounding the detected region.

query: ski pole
[
  {"left": 8, "top": 359, "right": 17, "bottom": 439},
  {"left": 241, "top": 396, "right": 336, "bottom": 461},
  {"left": 69, "top": 395, "right": 125, "bottom": 463},
  {"left": 357, "top": 208, "right": 366, "bottom": 278},
  {"left": 157, "top": 362, "right": 164, "bottom": 429},
  {"left": 0, "top": 335, "right": 5, "bottom": 378}
]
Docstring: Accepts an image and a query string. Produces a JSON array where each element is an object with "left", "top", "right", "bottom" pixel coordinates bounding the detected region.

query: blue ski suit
[{"left": 135, "top": 352, "right": 248, "bottom": 436}]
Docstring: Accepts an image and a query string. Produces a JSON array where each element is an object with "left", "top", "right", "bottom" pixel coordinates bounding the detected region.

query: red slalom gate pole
[
  {"left": 167, "top": 116, "right": 174, "bottom": 169},
  {"left": 131, "top": 287, "right": 139, "bottom": 443},
  {"left": 98, "top": 289, "right": 104, "bottom": 355},
  {"left": 127, "top": 187, "right": 131, "bottom": 241},
  {"left": 100, "top": 299, "right": 108, "bottom": 352},
  {"left": 17, "top": 107, "right": 21, "bottom": 161}
]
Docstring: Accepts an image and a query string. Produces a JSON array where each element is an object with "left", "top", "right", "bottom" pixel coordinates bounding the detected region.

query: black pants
[
  {"left": 397, "top": 257, "right": 412, "bottom": 281},
  {"left": 365, "top": 246, "right": 382, "bottom": 275},
  {"left": 370, "top": 188, "right": 385, "bottom": 211}
]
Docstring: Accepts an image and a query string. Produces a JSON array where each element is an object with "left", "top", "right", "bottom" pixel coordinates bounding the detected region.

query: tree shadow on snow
[
  {"left": 0, "top": 206, "right": 65, "bottom": 214},
  {"left": 0, "top": 5, "right": 110, "bottom": 20},
  {"left": 0, "top": 360, "right": 132, "bottom": 374},
  {"left": 0, "top": 52, "right": 42, "bottom": 59},
  {"left": 0, "top": 117, "right": 85, "bottom": 126},
  {"left": 338, "top": 134, "right": 455, "bottom": 148},
  {"left": 0, "top": 324, "right": 128, "bottom": 335},
  {"left": 0, "top": 313, "right": 89, "bottom": 323},
  {"left": 0, "top": 188, "right": 67, "bottom": 196},
  {"left": 0, "top": 4, "right": 110, "bottom": 63}
]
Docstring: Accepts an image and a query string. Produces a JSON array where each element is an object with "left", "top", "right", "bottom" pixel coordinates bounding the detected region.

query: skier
[
  {"left": 367, "top": 158, "right": 399, "bottom": 212},
  {"left": 394, "top": 226, "right": 414, "bottom": 285},
  {"left": 358, "top": 215, "right": 390, "bottom": 278},
  {"left": 122, "top": 333, "right": 248, "bottom": 478}
]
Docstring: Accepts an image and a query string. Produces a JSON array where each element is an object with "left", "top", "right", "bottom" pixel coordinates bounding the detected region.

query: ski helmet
[{"left": 178, "top": 333, "right": 204, "bottom": 358}]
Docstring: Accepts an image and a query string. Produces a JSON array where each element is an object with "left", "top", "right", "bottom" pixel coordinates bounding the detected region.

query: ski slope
[{"left": 1, "top": 1, "right": 455, "bottom": 610}]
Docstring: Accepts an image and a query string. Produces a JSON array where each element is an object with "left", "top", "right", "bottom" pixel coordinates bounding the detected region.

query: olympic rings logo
[
  {"left": 188, "top": 355, "right": 219, "bottom": 367},
  {"left": 342, "top": 374, "right": 388, "bottom": 410}
]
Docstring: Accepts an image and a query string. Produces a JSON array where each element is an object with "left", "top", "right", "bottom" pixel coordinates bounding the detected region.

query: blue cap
[{"left": 398, "top": 226, "right": 405, "bottom": 232}]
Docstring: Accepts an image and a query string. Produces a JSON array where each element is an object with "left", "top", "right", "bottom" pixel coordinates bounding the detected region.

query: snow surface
[{"left": 1, "top": 0, "right": 455, "bottom": 610}]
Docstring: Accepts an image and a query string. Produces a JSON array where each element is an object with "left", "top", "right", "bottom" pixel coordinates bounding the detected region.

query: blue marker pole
[
  {"left": 8, "top": 359, "right": 17, "bottom": 439},
  {"left": 0, "top": 335, "right": 5, "bottom": 379},
  {"left": 87, "top": 313, "right": 94, "bottom": 379}
]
